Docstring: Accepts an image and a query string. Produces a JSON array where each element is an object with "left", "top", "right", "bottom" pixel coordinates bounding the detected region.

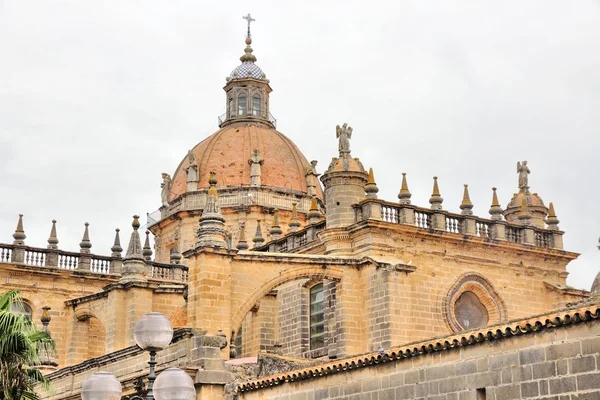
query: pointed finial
[
  {"left": 365, "top": 168, "right": 379, "bottom": 199},
  {"left": 489, "top": 187, "right": 503, "bottom": 220},
  {"left": 253, "top": 220, "right": 265, "bottom": 247},
  {"left": 47, "top": 220, "right": 59, "bottom": 250},
  {"left": 459, "top": 184, "right": 474, "bottom": 215},
  {"left": 12, "top": 214, "right": 26, "bottom": 245},
  {"left": 270, "top": 210, "right": 283, "bottom": 240},
  {"left": 429, "top": 177, "right": 444, "bottom": 210},
  {"left": 169, "top": 246, "right": 182, "bottom": 264},
  {"left": 237, "top": 223, "right": 249, "bottom": 250},
  {"left": 143, "top": 230, "right": 153, "bottom": 261},
  {"left": 79, "top": 223, "right": 92, "bottom": 254},
  {"left": 125, "top": 216, "right": 144, "bottom": 260},
  {"left": 289, "top": 203, "right": 301, "bottom": 232},
  {"left": 546, "top": 202, "right": 560, "bottom": 230},
  {"left": 308, "top": 197, "right": 321, "bottom": 223},
  {"left": 398, "top": 173, "right": 412, "bottom": 205},
  {"left": 111, "top": 228, "right": 123, "bottom": 257}
]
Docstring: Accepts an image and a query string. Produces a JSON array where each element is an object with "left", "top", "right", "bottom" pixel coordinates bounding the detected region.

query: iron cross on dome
[{"left": 243, "top": 13, "right": 255, "bottom": 37}]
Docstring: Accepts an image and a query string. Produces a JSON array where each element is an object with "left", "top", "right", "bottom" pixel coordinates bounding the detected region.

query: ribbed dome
[
  {"left": 506, "top": 191, "right": 546, "bottom": 209},
  {"left": 169, "top": 122, "right": 322, "bottom": 201},
  {"left": 230, "top": 62, "right": 266, "bottom": 80}
]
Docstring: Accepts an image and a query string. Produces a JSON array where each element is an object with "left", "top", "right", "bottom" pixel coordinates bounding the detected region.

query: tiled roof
[{"left": 237, "top": 303, "right": 600, "bottom": 393}]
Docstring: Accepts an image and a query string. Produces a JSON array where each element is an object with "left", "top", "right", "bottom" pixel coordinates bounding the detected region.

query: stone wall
[{"left": 239, "top": 308, "right": 600, "bottom": 399}]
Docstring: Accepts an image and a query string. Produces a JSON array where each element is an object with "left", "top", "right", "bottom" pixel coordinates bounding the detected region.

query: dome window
[
  {"left": 228, "top": 97, "right": 234, "bottom": 118},
  {"left": 238, "top": 94, "right": 247, "bottom": 115},
  {"left": 252, "top": 94, "right": 261, "bottom": 116}
]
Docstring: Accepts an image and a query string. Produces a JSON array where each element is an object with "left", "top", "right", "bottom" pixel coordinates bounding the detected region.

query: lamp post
[{"left": 81, "top": 312, "right": 195, "bottom": 400}]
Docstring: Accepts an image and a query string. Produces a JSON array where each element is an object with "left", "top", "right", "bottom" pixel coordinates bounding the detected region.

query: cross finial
[{"left": 242, "top": 13, "right": 255, "bottom": 37}]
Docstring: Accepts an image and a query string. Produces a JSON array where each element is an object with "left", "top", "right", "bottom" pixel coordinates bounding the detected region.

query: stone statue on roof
[
  {"left": 248, "top": 149, "right": 264, "bottom": 187},
  {"left": 185, "top": 150, "right": 199, "bottom": 190},
  {"left": 160, "top": 173, "right": 172, "bottom": 206},
  {"left": 336, "top": 123, "right": 353, "bottom": 155},
  {"left": 517, "top": 161, "right": 530, "bottom": 190},
  {"left": 305, "top": 160, "right": 320, "bottom": 197}
]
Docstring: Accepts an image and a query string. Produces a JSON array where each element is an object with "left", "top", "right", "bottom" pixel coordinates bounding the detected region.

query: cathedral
[{"left": 2, "top": 17, "right": 600, "bottom": 400}]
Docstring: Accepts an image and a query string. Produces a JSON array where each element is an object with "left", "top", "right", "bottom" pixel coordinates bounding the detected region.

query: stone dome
[
  {"left": 506, "top": 191, "right": 546, "bottom": 209},
  {"left": 169, "top": 122, "right": 322, "bottom": 201}
]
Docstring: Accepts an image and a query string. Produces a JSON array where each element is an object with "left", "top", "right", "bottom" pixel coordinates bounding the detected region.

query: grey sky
[{"left": 1, "top": 1, "right": 598, "bottom": 290}]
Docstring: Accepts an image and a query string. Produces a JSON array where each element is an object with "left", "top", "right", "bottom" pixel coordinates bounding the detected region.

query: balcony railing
[
  {"left": 217, "top": 110, "right": 277, "bottom": 128},
  {"left": 0, "top": 244, "right": 188, "bottom": 282},
  {"left": 362, "top": 200, "right": 562, "bottom": 250},
  {"left": 254, "top": 220, "right": 326, "bottom": 253}
]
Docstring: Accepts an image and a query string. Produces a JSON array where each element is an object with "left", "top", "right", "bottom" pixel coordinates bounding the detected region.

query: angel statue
[
  {"left": 517, "top": 161, "right": 530, "bottom": 189},
  {"left": 336, "top": 123, "right": 353, "bottom": 155},
  {"left": 160, "top": 173, "right": 172, "bottom": 206}
]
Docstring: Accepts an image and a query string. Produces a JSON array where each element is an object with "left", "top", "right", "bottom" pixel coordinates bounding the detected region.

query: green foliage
[{"left": 0, "top": 291, "right": 55, "bottom": 400}]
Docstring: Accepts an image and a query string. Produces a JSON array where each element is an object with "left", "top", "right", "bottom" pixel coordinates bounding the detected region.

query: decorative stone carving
[
  {"left": 185, "top": 150, "right": 199, "bottom": 192},
  {"left": 336, "top": 123, "right": 352, "bottom": 155},
  {"left": 161, "top": 173, "right": 172, "bottom": 206},
  {"left": 248, "top": 149, "right": 264, "bottom": 187},
  {"left": 305, "top": 160, "right": 320, "bottom": 197},
  {"left": 517, "top": 160, "right": 530, "bottom": 189}
]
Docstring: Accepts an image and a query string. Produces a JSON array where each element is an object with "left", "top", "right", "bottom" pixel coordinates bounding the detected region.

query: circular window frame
[{"left": 444, "top": 273, "right": 507, "bottom": 333}]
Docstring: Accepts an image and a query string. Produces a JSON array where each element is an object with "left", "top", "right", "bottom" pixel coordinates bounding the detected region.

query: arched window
[
  {"left": 234, "top": 326, "right": 243, "bottom": 358},
  {"left": 252, "top": 94, "right": 261, "bottom": 116},
  {"left": 228, "top": 97, "right": 234, "bottom": 118},
  {"left": 309, "top": 283, "right": 325, "bottom": 350},
  {"left": 12, "top": 301, "right": 33, "bottom": 321},
  {"left": 238, "top": 94, "right": 247, "bottom": 116}
]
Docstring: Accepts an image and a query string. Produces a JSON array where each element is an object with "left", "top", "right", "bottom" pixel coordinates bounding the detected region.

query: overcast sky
[{"left": 1, "top": 1, "right": 598, "bottom": 290}]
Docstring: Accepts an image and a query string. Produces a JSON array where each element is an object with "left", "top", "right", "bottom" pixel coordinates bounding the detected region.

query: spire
[
  {"left": 270, "top": 210, "right": 283, "bottom": 240},
  {"left": 47, "top": 220, "right": 59, "bottom": 250},
  {"left": 240, "top": 14, "right": 257, "bottom": 63},
  {"left": 143, "top": 230, "right": 153, "bottom": 261},
  {"left": 236, "top": 223, "right": 249, "bottom": 250},
  {"left": 253, "top": 220, "right": 265, "bottom": 248},
  {"left": 489, "top": 187, "right": 503, "bottom": 221},
  {"left": 196, "top": 172, "right": 228, "bottom": 248},
  {"left": 546, "top": 202, "right": 560, "bottom": 230},
  {"left": 397, "top": 173, "right": 412, "bottom": 205},
  {"left": 120, "top": 215, "right": 148, "bottom": 283},
  {"left": 12, "top": 214, "right": 26, "bottom": 245},
  {"left": 289, "top": 203, "right": 301, "bottom": 232},
  {"left": 365, "top": 168, "right": 379, "bottom": 199},
  {"left": 459, "top": 184, "right": 474, "bottom": 216},
  {"left": 111, "top": 229, "right": 123, "bottom": 258},
  {"left": 429, "top": 177, "right": 444, "bottom": 210},
  {"left": 125, "top": 216, "right": 144, "bottom": 260},
  {"left": 79, "top": 223, "right": 92, "bottom": 254},
  {"left": 308, "top": 197, "right": 321, "bottom": 224}
]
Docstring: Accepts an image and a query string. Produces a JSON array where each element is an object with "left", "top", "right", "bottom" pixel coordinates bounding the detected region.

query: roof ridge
[{"left": 237, "top": 303, "right": 600, "bottom": 393}]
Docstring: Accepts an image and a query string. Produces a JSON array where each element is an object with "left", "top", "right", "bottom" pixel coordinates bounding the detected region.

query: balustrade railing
[
  {"left": 90, "top": 256, "right": 112, "bottom": 274},
  {"left": 475, "top": 220, "right": 491, "bottom": 238},
  {"left": 257, "top": 221, "right": 325, "bottom": 253},
  {"left": 58, "top": 252, "right": 79, "bottom": 270},
  {"left": 356, "top": 200, "right": 558, "bottom": 250},
  {"left": 0, "top": 244, "right": 188, "bottom": 282},
  {"left": 0, "top": 245, "right": 12, "bottom": 263}
]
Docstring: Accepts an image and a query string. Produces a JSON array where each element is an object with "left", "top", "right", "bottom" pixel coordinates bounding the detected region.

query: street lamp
[
  {"left": 82, "top": 312, "right": 195, "bottom": 400},
  {"left": 133, "top": 312, "right": 174, "bottom": 400}
]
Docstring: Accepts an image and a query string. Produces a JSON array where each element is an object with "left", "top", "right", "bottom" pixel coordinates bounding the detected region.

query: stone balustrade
[
  {"left": 153, "top": 186, "right": 314, "bottom": 228},
  {"left": 255, "top": 220, "right": 326, "bottom": 253},
  {"left": 0, "top": 243, "right": 188, "bottom": 281},
  {"left": 356, "top": 199, "right": 563, "bottom": 250}
]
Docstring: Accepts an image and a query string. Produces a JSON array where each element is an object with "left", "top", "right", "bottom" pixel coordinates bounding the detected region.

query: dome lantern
[{"left": 219, "top": 14, "right": 275, "bottom": 129}]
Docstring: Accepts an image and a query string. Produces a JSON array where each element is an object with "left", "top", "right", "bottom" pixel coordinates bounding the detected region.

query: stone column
[
  {"left": 46, "top": 220, "right": 59, "bottom": 267},
  {"left": 78, "top": 223, "right": 92, "bottom": 271},
  {"left": 11, "top": 214, "right": 26, "bottom": 263}
]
